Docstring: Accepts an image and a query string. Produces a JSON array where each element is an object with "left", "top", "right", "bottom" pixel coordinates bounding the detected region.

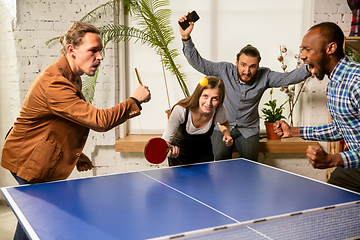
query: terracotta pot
[{"left": 265, "top": 122, "right": 280, "bottom": 140}]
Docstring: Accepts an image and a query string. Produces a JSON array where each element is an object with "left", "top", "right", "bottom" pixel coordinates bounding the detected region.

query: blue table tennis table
[{"left": 1, "top": 158, "right": 360, "bottom": 240}]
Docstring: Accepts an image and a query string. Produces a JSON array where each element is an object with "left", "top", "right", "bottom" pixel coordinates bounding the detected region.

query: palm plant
[{"left": 47, "top": 0, "right": 189, "bottom": 104}]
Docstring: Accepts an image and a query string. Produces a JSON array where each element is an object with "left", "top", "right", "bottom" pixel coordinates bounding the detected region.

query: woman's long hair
[{"left": 171, "top": 76, "right": 225, "bottom": 117}]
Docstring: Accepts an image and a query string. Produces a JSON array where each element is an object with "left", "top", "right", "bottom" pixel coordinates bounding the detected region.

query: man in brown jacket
[{"left": 1, "top": 22, "right": 151, "bottom": 240}]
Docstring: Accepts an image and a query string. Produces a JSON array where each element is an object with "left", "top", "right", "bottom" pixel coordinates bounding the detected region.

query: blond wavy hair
[{"left": 59, "top": 22, "right": 100, "bottom": 56}]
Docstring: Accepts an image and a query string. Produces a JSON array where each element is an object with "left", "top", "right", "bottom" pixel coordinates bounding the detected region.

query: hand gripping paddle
[{"left": 144, "top": 137, "right": 168, "bottom": 164}]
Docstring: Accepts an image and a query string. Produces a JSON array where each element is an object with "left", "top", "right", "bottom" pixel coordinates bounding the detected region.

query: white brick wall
[
  {"left": 314, "top": 0, "right": 352, "bottom": 35},
  {"left": 0, "top": 0, "right": 21, "bottom": 188}
]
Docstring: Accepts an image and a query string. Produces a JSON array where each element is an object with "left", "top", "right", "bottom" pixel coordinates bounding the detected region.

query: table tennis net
[{"left": 153, "top": 202, "right": 360, "bottom": 240}]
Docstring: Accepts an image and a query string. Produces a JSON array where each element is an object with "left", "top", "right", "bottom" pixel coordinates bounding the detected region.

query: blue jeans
[
  {"left": 211, "top": 129, "right": 259, "bottom": 162},
  {"left": 11, "top": 172, "right": 30, "bottom": 240}
]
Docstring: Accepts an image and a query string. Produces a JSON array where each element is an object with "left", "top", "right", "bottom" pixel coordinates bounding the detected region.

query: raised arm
[
  {"left": 178, "top": 13, "right": 194, "bottom": 41},
  {"left": 267, "top": 64, "right": 311, "bottom": 88}
]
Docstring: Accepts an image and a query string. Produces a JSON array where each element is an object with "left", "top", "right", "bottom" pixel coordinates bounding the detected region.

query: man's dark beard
[
  {"left": 237, "top": 71, "right": 254, "bottom": 83},
  {"left": 315, "top": 54, "right": 327, "bottom": 80},
  {"left": 237, "top": 71, "right": 241, "bottom": 81}
]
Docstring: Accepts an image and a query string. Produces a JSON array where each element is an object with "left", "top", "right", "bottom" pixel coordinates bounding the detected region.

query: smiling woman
[{"left": 161, "top": 76, "right": 233, "bottom": 166}]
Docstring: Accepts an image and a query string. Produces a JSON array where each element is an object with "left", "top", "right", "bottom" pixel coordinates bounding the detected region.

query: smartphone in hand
[{"left": 179, "top": 11, "right": 200, "bottom": 30}]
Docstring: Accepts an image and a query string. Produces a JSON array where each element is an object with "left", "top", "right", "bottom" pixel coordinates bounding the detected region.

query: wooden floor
[{"left": 0, "top": 200, "right": 17, "bottom": 240}]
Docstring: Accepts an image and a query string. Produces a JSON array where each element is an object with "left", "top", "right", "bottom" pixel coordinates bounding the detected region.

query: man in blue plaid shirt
[{"left": 274, "top": 22, "right": 360, "bottom": 193}]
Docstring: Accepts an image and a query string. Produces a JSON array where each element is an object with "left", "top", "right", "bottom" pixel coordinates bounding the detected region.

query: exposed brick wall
[
  {"left": 314, "top": 0, "right": 352, "bottom": 35},
  {"left": 13, "top": 0, "right": 114, "bottom": 101},
  {"left": 0, "top": 0, "right": 122, "bottom": 184},
  {"left": 0, "top": 0, "right": 21, "bottom": 187}
]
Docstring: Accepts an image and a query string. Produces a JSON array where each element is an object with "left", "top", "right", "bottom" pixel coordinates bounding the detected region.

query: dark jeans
[
  {"left": 211, "top": 129, "right": 259, "bottom": 162},
  {"left": 327, "top": 167, "right": 360, "bottom": 193},
  {"left": 11, "top": 172, "right": 30, "bottom": 240}
]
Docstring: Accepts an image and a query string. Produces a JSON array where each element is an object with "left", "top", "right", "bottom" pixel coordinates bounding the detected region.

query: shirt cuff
[
  {"left": 300, "top": 126, "right": 313, "bottom": 140},
  {"left": 182, "top": 36, "right": 191, "bottom": 42},
  {"left": 130, "top": 97, "right": 142, "bottom": 111},
  {"left": 183, "top": 37, "right": 194, "bottom": 48},
  {"left": 339, "top": 151, "right": 359, "bottom": 169}
]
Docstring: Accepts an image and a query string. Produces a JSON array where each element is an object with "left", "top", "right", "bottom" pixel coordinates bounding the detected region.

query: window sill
[{"left": 115, "top": 135, "right": 318, "bottom": 153}]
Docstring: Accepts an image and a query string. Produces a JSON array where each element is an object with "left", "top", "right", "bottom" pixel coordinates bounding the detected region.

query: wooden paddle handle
[{"left": 135, "top": 68, "right": 143, "bottom": 85}]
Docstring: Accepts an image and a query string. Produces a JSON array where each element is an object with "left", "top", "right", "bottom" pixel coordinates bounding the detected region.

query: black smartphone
[{"left": 179, "top": 11, "right": 200, "bottom": 30}]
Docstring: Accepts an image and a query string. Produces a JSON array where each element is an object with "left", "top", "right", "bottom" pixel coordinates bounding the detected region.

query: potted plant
[{"left": 261, "top": 89, "right": 287, "bottom": 140}]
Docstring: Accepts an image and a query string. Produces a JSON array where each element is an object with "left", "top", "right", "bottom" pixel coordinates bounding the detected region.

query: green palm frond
[
  {"left": 82, "top": 69, "right": 99, "bottom": 103},
  {"left": 45, "top": 36, "right": 61, "bottom": 46},
  {"left": 90, "top": 0, "right": 189, "bottom": 97},
  {"left": 99, "top": 24, "right": 152, "bottom": 46},
  {"left": 79, "top": 0, "right": 118, "bottom": 23},
  {"left": 107, "top": 0, "right": 189, "bottom": 96}
]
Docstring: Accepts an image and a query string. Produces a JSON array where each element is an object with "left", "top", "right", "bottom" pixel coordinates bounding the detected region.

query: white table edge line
[{"left": 0, "top": 188, "right": 40, "bottom": 240}]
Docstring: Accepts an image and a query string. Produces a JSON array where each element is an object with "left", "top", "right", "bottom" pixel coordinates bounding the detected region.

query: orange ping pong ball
[{"left": 199, "top": 77, "right": 208, "bottom": 87}]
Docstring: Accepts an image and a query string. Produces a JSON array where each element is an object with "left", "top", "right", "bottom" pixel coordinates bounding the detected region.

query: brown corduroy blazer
[{"left": 1, "top": 56, "right": 141, "bottom": 183}]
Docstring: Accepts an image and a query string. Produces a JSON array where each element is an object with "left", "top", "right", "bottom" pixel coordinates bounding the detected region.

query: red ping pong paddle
[{"left": 144, "top": 137, "right": 168, "bottom": 164}]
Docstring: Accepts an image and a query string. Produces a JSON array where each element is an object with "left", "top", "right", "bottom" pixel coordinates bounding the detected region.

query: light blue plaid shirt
[{"left": 301, "top": 57, "right": 360, "bottom": 169}]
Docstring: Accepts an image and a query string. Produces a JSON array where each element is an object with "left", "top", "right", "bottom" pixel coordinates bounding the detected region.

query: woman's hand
[{"left": 166, "top": 142, "right": 179, "bottom": 158}]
